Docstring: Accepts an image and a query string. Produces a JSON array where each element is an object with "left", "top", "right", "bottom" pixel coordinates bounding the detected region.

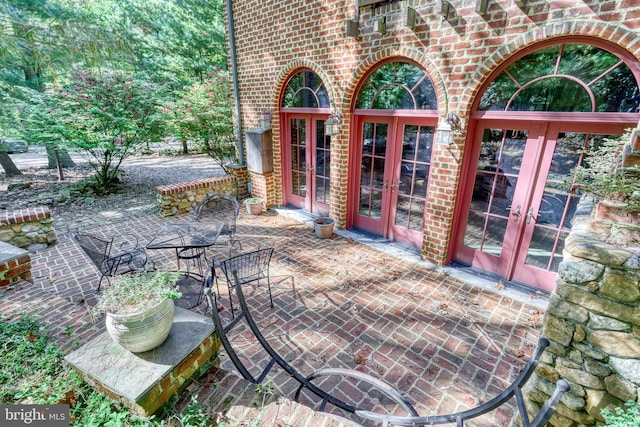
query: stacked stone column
[{"left": 525, "top": 206, "right": 640, "bottom": 426}]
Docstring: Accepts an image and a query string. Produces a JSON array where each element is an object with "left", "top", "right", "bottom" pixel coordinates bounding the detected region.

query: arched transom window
[
  {"left": 281, "top": 71, "right": 330, "bottom": 108},
  {"left": 479, "top": 43, "right": 640, "bottom": 112},
  {"left": 355, "top": 62, "right": 437, "bottom": 110}
]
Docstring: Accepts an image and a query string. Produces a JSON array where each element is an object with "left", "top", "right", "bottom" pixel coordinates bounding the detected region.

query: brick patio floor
[{"left": 0, "top": 207, "right": 549, "bottom": 426}]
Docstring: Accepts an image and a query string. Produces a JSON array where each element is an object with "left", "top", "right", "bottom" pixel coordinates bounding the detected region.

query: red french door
[
  {"left": 283, "top": 114, "right": 330, "bottom": 216},
  {"left": 456, "top": 119, "right": 630, "bottom": 290},
  {"left": 352, "top": 116, "right": 435, "bottom": 247}
]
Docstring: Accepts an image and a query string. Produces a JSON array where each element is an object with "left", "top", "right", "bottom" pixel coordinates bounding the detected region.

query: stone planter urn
[
  {"left": 105, "top": 298, "right": 175, "bottom": 353},
  {"left": 245, "top": 198, "right": 263, "bottom": 215},
  {"left": 95, "top": 271, "right": 181, "bottom": 353},
  {"left": 314, "top": 217, "right": 335, "bottom": 239}
]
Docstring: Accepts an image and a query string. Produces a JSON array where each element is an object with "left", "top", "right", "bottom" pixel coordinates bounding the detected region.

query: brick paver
[{"left": 1, "top": 208, "right": 547, "bottom": 426}]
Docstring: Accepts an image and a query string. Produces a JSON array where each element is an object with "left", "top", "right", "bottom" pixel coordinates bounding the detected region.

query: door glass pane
[
  {"left": 395, "top": 125, "right": 433, "bottom": 230},
  {"left": 290, "top": 118, "right": 306, "bottom": 197},
  {"left": 465, "top": 129, "right": 527, "bottom": 252},
  {"left": 524, "top": 132, "right": 592, "bottom": 271},
  {"left": 315, "top": 120, "right": 330, "bottom": 205},
  {"left": 479, "top": 43, "right": 640, "bottom": 113},
  {"left": 359, "top": 123, "right": 387, "bottom": 219}
]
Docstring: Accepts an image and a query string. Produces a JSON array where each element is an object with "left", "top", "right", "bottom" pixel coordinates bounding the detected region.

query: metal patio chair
[
  {"left": 73, "top": 232, "right": 149, "bottom": 291},
  {"left": 193, "top": 193, "right": 241, "bottom": 254},
  {"left": 202, "top": 280, "right": 569, "bottom": 427},
  {"left": 213, "top": 247, "right": 275, "bottom": 318}
]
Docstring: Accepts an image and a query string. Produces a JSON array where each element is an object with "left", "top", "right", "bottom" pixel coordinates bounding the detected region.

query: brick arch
[
  {"left": 272, "top": 60, "right": 338, "bottom": 111},
  {"left": 342, "top": 46, "right": 447, "bottom": 116},
  {"left": 459, "top": 20, "right": 640, "bottom": 119}
]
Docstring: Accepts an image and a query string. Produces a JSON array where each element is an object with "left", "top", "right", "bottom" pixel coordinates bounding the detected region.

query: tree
[
  {"left": 169, "top": 70, "right": 236, "bottom": 172},
  {"left": 31, "top": 69, "right": 167, "bottom": 192}
]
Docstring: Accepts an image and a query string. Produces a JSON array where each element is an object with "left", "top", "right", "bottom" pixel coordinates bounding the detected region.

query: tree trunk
[
  {"left": 182, "top": 139, "right": 189, "bottom": 154},
  {"left": 0, "top": 151, "right": 22, "bottom": 176},
  {"left": 46, "top": 146, "right": 75, "bottom": 169},
  {"left": 54, "top": 149, "right": 65, "bottom": 181}
]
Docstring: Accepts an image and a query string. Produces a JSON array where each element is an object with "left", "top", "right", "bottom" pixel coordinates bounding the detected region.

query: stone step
[{"left": 192, "top": 367, "right": 361, "bottom": 427}]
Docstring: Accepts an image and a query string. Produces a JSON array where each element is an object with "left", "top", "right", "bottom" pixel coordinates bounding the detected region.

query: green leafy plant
[
  {"left": 602, "top": 401, "right": 640, "bottom": 426},
  {"left": 169, "top": 70, "right": 237, "bottom": 171},
  {"left": 94, "top": 271, "right": 181, "bottom": 316},
  {"left": 25, "top": 69, "right": 168, "bottom": 194},
  {"left": 574, "top": 129, "right": 640, "bottom": 207}
]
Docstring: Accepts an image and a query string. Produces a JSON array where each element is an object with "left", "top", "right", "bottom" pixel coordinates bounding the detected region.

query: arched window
[
  {"left": 355, "top": 62, "right": 437, "bottom": 110},
  {"left": 281, "top": 71, "right": 330, "bottom": 108},
  {"left": 479, "top": 43, "right": 640, "bottom": 112}
]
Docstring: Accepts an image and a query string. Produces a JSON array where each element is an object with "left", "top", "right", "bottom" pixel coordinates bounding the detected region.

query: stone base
[
  {"left": 65, "top": 307, "right": 219, "bottom": 416},
  {"left": 0, "top": 241, "right": 31, "bottom": 286}
]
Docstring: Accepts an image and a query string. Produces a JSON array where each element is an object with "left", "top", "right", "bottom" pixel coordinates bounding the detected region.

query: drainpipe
[{"left": 226, "top": 0, "right": 245, "bottom": 165}]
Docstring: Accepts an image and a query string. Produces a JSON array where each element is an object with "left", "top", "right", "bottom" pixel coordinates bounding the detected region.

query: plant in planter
[
  {"left": 573, "top": 129, "right": 640, "bottom": 244},
  {"left": 94, "top": 271, "right": 181, "bottom": 353},
  {"left": 313, "top": 217, "right": 335, "bottom": 239},
  {"left": 574, "top": 129, "right": 640, "bottom": 209},
  {"left": 244, "top": 197, "right": 264, "bottom": 215}
]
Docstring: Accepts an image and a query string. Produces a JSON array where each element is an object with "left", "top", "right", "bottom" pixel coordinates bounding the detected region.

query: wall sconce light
[
  {"left": 437, "top": 0, "right": 451, "bottom": 18},
  {"left": 475, "top": 0, "right": 489, "bottom": 15},
  {"left": 404, "top": 6, "right": 416, "bottom": 29},
  {"left": 260, "top": 109, "right": 272, "bottom": 129},
  {"left": 373, "top": 17, "right": 386, "bottom": 34},
  {"left": 325, "top": 111, "right": 343, "bottom": 136},
  {"left": 437, "top": 113, "right": 461, "bottom": 146}
]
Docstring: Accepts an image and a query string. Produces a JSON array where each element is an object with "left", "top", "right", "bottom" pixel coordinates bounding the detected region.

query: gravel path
[{"left": 2, "top": 148, "right": 224, "bottom": 235}]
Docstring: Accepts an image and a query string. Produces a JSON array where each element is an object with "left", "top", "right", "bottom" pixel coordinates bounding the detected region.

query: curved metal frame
[
  {"left": 203, "top": 279, "right": 418, "bottom": 419},
  {"left": 203, "top": 277, "right": 569, "bottom": 426}
]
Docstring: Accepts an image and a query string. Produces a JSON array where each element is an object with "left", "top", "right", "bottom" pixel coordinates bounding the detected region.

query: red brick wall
[{"left": 226, "top": 0, "right": 640, "bottom": 264}]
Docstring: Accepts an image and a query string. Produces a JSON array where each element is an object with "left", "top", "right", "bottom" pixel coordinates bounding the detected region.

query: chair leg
[
  {"left": 228, "top": 284, "right": 235, "bottom": 319},
  {"left": 267, "top": 282, "right": 274, "bottom": 308}
]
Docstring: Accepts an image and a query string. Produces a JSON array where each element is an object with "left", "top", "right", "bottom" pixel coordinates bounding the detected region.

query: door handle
[
  {"left": 526, "top": 206, "right": 537, "bottom": 224},
  {"left": 511, "top": 204, "right": 521, "bottom": 222}
]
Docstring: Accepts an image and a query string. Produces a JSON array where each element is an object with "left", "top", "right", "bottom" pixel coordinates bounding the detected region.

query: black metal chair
[
  {"left": 213, "top": 247, "right": 274, "bottom": 318},
  {"left": 194, "top": 193, "right": 241, "bottom": 254},
  {"left": 73, "top": 232, "right": 149, "bottom": 291},
  {"left": 202, "top": 280, "right": 570, "bottom": 427}
]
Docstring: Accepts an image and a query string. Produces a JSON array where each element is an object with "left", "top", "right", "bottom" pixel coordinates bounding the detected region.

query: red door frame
[
  {"left": 280, "top": 110, "right": 330, "bottom": 215},
  {"left": 451, "top": 114, "right": 639, "bottom": 290},
  {"left": 348, "top": 112, "right": 438, "bottom": 247}
]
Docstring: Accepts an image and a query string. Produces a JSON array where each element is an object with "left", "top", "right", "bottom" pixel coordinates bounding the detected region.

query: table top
[{"left": 146, "top": 221, "right": 223, "bottom": 250}]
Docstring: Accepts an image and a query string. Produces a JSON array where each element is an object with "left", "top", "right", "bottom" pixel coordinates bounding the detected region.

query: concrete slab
[
  {"left": 0, "top": 241, "right": 28, "bottom": 263},
  {"left": 65, "top": 307, "right": 216, "bottom": 414}
]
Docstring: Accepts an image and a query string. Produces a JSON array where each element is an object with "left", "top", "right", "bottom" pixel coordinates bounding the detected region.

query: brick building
[{"left": 224, "top": 0, "right": 640, "bottom": 293}]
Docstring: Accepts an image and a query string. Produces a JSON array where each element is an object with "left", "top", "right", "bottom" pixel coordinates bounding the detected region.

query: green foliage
[
  {"left": 94, "top": 271, "right": 181, "bottom": 315},
  {"left": 0, "top": 314, "right": 80, "bottom": 404},
  {"left": 27, "top": 69, "right": 168, "bottom": 192},
  {"left": 169, "top": 71, "right": 237, "bottom": 172},
  {"left": 602, "top": 401, "right": 640, "bottom": 426},
  {"left": 573, "top": 129, "right": 640, "bottom": 206}
]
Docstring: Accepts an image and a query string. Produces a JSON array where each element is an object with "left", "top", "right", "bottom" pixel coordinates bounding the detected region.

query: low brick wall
[
  {"left": 156, "top": 176, "right": 238, "bottom": 217},
  {"left": 0, "top": 207, "right": 58, "bottom": 250},
  {"left": 0, "top": 242, "right": 31, "bottom": 286},
  {"left": 525, "top": 199, "right": 640, "bottom": 426}
]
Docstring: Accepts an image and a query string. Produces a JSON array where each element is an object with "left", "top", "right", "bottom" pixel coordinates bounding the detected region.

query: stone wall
[
  {"left": 155, "top": 176, "right": 238, "bottom": 217},
  {"left": 525, "top": 199, "right": 640, "bottom": 426},
  {"left": 0, "top": 207, "right": 57, "bottom": 251}
]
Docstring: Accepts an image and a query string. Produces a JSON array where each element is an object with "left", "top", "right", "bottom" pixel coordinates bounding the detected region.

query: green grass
[{"left": 0, "top": 314, "right": 212, "bottom": 426}]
